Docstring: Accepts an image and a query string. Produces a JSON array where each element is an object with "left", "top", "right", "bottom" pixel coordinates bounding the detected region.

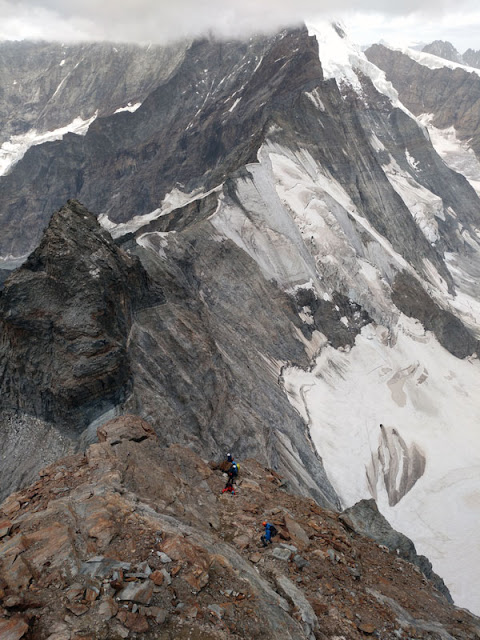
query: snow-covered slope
[
  {"left": 283, "top": 319, "right": 480, "bottom": 613},
  {"left": 390, "top": 44, "right": 480, "bottom": 77},
  {"left": 418, "top": 114, "right": 480, "bottom": 197},
  {"left": 307, "top": 22, "right": 411, "bottom": 115}
]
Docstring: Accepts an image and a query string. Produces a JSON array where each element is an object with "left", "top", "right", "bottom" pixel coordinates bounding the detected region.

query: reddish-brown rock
[
  {"left": 97, "top": 416, "right": 155, "bottom": 446},
  {"left": 150, "top": 570, "right": 164, "bottom": 586},
  {"left": 0, "top": 617, "right": 29, "bottom": 640},
  {"left": 124, "top": 611, "right": 149, "bottom": 632}
]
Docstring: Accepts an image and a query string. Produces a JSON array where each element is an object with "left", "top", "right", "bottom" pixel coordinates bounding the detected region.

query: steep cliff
[
  {"left": 0, "top": 200, "right": 159, "bottom": 425},
  {"left": 365, "top": 43, "right": 480, "bottom": 161},
  {"left": 0, "top": 40, "right": 189, "bottom": 146}
]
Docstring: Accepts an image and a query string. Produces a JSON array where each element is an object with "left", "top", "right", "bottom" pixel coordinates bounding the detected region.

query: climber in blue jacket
[{"left": 261, "top": 521, "right": 278, "bottom": 546}]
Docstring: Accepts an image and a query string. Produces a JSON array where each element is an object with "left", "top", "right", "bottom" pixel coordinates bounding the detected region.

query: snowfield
[{"left": 282, "top": 318, "right": 480, "bottom": 614}]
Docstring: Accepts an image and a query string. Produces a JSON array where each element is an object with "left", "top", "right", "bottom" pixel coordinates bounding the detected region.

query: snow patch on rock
[
  {"left": 0, "top": 112, "right": 97, "bottom": 177},
  {"left": 114, "top": 102, "right": 142, "bottom": 114},
  {"left": 382, "top": 155, "right": 444, "bottom": 244},
  {"left": 99, "top": 185, "right": 221, "bottom": 239},
  {"left": 308, "top": 22, "right": 413, "bottom": 117}
]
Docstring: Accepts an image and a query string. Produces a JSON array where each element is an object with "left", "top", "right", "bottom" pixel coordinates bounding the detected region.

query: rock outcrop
[
  {"left": 340, "top": 499, "right": 452, "bottom": 602},
  {"left": 422, "top": 41, "right": 462, "bottom": 64},
  {"left": 463, "top": 48, "right": 480, "bottom": 69},
  {"left": 1, "top": 415, "right": 479, "bottom": 639},
  {"left": 365, "top": 43, "right": 480, "bottom": 161},
  {"left": 392, "top": 271, "right": 479, "bottom": 358},
  {"left": 0, "top": 200, "right": 160, "bottom": 426},
  {"left": 421, "top": 40, "right": 480, "bottom": 70}
]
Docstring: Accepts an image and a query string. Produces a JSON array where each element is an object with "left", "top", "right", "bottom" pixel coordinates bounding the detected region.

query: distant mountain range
[{"left": 422, "top": 39, "right": 480, "bottom": 68}]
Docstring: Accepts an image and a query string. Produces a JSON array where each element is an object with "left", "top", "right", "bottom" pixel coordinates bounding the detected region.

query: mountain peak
[{"left": 0, "top": 200, "right": 159, "bottom": 426}]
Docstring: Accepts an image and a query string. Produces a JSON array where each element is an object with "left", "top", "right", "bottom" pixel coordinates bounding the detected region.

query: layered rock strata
[{"left": 1, "top": 415, "right": 478, "bottom": 640}]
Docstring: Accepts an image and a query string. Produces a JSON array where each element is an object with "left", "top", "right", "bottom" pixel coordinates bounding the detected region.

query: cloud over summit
[{"left": 0, "top": 0, "right": 479, "bottom": 47}]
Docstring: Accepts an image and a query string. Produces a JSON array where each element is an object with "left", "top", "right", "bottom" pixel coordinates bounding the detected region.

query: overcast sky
[{"left": 0, "top": 0, "right": 479, "bottom": 52}]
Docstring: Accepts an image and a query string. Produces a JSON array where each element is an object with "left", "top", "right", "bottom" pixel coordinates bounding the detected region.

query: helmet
[{"left": 262, "top": 521, "right": 267, "bottom": 527}]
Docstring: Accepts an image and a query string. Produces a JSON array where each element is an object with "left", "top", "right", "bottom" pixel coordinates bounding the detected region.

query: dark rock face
[
  {"left": 341, "top": 499, "right": 453, "bottom": 602},
  {"left": 294, "top": 287, "right": 372, "bottom": 348},
  {"left": 366, "top": 425, "right": 426, "bottom": 507},
  {"left": 365, "top": 44, "right": 480, "bottom": 161},
  {"left": 392, "top": 271, "right": 479, "bottom": 358},
  {"left": 0, "top": 40, "right": 189, "bottom": 145},
  {"left": 0, "top": 200, "right": 160, "bottom": 426}
]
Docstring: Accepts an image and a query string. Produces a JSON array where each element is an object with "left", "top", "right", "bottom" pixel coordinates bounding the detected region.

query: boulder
[
  {"left": 117, "top": 580, "right": 154, "bottom": 605},
  {"left": 0, "top": 617, "right": 29, "bottom": 640},
  {"left": 97, "top": 415, "right": 156, "bottom": 446},
  {"left": 284, "top": 515, "right": 310, "bottom": 550}
]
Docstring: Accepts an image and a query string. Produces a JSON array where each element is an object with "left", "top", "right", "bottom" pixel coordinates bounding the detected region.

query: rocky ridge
[
  {"left": 365, "top": 43, "right": 480, "bottom": 161},
  {"left": 421, "top": 40, "right": 480, "bottom": 70},
  {"left": 0, "top": 199, "right": 340, "bottom": 510},
  {"left": 421, "top": 41, "right": 463, "bottom": 64},
  {"left": 1, "top": 415, "right": 479, "bottom": 640}
]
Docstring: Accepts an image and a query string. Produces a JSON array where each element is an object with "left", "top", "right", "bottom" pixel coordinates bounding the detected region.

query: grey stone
[
  {"left": 156, "top": 552, "right": 172, "bottom": 563},
  {"left": 98, "top": 597, "right": 118, "bottom": 621},
  {"left": 117, "top": 580, "right": 154, "bottom": 605},
  {"left": 272, "top": 547, "right": 293, "bottom": 561},
  {"left": 136, "top": 561, "right": 152, "bottom": 576},
  {"left": 208, "top": 604, "right": 223, "bottom": 618},
  {"left": 79, "top": 558, "right": 131, "bottom": 579},
  {"left": 293, "top": 555, "right": 309, "bottom": 570},
  {"left": 274, "top": 573, "right": 318, "bottom": 640},
  {"left": 160, "top": 568, "right": 172, "bottom": 586}
]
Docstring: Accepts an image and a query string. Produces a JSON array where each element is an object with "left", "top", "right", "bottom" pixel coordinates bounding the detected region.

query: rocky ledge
[{"left": 1, "top": 415, "right": 479, "bottom": 640}]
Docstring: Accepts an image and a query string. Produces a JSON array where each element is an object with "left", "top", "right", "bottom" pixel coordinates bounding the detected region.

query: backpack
[{"left": 270, "top": 524, "right": 278, "bottom": 537}]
